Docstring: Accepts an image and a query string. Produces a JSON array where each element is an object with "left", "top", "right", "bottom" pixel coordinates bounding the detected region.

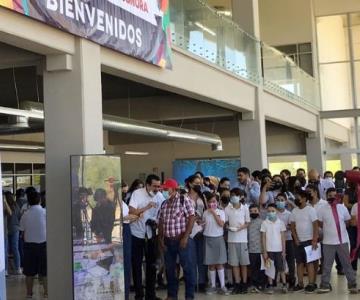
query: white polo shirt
[
  {"left": 260, "top": 218, "right": 286, "bottom": 252},
  {"left": 19, "top": 205, "right": 46, "bottom": 243},
  {"left": 203, "top": 209, "right": 225, "bottom": 237},
  {"left": 317, "top": 203, "right": 350, "bottom": 245},
  {"left": 225, "top": 203, "right": 250, "bottom": 243},
  {"left": 129, "top": 188, "right": 165, "bottom": 239}
]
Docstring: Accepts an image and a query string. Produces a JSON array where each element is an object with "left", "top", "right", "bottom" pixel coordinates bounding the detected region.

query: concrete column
[
  {"left": 231, "top": 0, "right": 260, "bottom": 38},
  {"left": 239, "top": 89, "right": 268, "bottom": 171},
  {"left": 340, "top": 152, "right": 353, "bottom": 171},
  {"left": 43, "top": 38, "right": 103, "bottom": 299},
  {"left": 306, "top": 117, "right": 325, "bottom": 174}
]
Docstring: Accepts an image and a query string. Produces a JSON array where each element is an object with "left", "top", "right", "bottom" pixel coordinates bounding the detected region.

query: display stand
[{"left": 70, "top": 155, "right": 124, "bottom": 300}]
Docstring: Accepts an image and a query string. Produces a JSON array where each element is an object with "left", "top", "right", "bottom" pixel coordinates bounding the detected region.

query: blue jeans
[
  {"left": 8, "top": 231, "right": 20, "bottom": 270},
  {"left": 123, "top": 224, "right": 131, "bottom": 300},
  {"left": 164, "top": 237, "right": 195, "bottom": 300},
  {"left": 192, "top": 235, "right": 207, "bottom": 286}
]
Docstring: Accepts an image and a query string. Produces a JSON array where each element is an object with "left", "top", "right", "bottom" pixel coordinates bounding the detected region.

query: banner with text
[{"left": 0, "top": 0, "right": 172, "bottom": 68}]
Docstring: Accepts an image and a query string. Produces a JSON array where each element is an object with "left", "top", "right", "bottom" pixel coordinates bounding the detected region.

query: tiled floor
[{"left": 5, "top": 271, "right": 360, "bottom": 300}]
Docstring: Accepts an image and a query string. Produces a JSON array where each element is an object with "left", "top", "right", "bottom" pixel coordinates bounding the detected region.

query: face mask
[
  {"left": 250, "top": 213, "right": 259, "bottom": 219},
  {"left": 276, "top": 201, "right": 286, "bottom": 210},
  {"left": 209, "top": 202, "right": 217, "bottom": 210},
  {"left": 230, "top": 196, "right": 240, "bottom": 205},
  {"left": 220, "top": 196, "right": 230, "bottom": 205},
  {"left": 309, "top": 179, "right": 320, "bottom": 185},
  {"left": 294, "top": 198, "right": 302, "bottom": 207},
  {"left": 192, "top": 184, "right": 202, "bottom": 193},
  {"left": 149, "top": 191, "right": 156, "bottom": 197},
  {"left": 162, "top": 191, "right": 169, "bottom": 199},
  {"left": 327, "top": 197, "right": 336, "bottom": 204},
  {"left": 240, "top": 197, "right": 245, "bottom": 204},
  {"left": 272, "top": 182, "right": 283, "bottom": 191},
  {"left": 267, "top": 212, "right": 277, "bottom": 221}
]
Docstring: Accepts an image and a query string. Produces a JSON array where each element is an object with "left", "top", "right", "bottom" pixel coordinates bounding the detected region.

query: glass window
[
  {"left": 2, "top": 176, "right": 14, "bottom": 193},
  {"left": 16, "top": 175, "right": 32, "bottom": 190},
  {"left": 33, "top": 163, "right": 45, "bottom": 174},
  {"left": 299, "top": 53, "right": 314, "bottom": 76},
  {"left": 317, "top": 15, "right": 349, "bottom": 63},
  {"left": 320, "top": 62, "right": 353, "bottom": 110},
  {"left": 15, "top": 163, "right": 32, "bottom": 174},
  {"left": 351, "top": 13, "right": 360, "bottom": 60},
  {"left": 1, "top": 163, "right": 14, "bottom": 175}
]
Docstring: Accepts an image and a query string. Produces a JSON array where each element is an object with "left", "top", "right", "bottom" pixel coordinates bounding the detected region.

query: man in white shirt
[
  {"left": 225, "top": 189, "right": 250, "bottom": 294},
  {"left": 237, "top": 167, "right": 260, "bottom": 205},
  {"left": 19, "top": 190, "right": 47, "bottom": 299},
  {"left": 317, "top": 188, "right": 358, "bottom": 294},
  {"left": 290, "top": 190, "right": 319, "bottom": 293},
  {"left": 307, "top": 169, "right": 335, "bottom": 201},
  {"left": 129, "top": 174, "right": 165, "bottom": 300}
]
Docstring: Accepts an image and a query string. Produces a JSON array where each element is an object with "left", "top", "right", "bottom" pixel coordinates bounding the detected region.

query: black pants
[
  {"left": 286, "top": 240, "right": 296, "bottom": 287},
  {"left": 131, "top": 235, "right": 157, "bottom": 300},
  {"left": 249, "top": 253, "right": 266, "bottom": 288}
]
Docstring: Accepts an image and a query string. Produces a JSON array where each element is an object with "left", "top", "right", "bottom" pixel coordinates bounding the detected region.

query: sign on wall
[{"left": 0, "top": 0, "right": 172, "bottom": 68}]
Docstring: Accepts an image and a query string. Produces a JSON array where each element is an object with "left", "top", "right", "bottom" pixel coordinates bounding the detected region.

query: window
[{"left": 275, "top": 43, "right": 313, "bottom": 76}]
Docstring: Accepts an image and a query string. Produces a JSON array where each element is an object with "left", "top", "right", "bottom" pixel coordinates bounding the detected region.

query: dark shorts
[
  {"left": 23, "top": 242, "right": 47, "bottom": 277},
  {"left": 268, "top": 252, "right": 285, "bottom": 272},
  {"left": 295, "top": 240, "right": 312, "bottom": 264}
]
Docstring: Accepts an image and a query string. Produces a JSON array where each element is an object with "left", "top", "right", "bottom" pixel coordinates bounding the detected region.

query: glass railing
[
  {"left": 261, "top": 43, "right": 321, "bottom": 109},
  {"left": 169, "top": 0, "right": 261, "bottom": 84},
  {"left": 169, "top": 0, "right": 321, "bottom": 109}
]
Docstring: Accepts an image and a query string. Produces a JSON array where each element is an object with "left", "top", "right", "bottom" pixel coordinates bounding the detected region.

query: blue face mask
[
  {"left": 276, "top": 201, "right": 286, "bottom": 210},
  {"left": 230, "top": 196, "right": 240, "bottom": 205},
  {"left": 162, "top": 191, "right": 169, "bottom": 199},
  {"left": 267, "top": 211, "right": 277, "bottom": 221}
]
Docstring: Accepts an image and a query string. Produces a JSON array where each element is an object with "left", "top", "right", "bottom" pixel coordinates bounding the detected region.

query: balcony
[{"left": 169, "top": 0, "right": 320, "bottom": 109}]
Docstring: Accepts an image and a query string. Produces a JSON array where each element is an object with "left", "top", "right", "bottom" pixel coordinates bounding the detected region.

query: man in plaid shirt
[{"left": 158, "top": 179, "right": 196, "bottom": 300}]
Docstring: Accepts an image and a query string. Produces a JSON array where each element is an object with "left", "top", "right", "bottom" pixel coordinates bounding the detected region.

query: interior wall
[
  {"left": 314, "top": 0, "right": 360, "bottom": 16},
  {"left": 259, "top": 0, "right": 313, "bottom": 45}
]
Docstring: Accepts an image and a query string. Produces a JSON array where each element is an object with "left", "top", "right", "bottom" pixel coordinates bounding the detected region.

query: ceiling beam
[{"left": 320, "top": 109, "right": 360, "bottom": 119}]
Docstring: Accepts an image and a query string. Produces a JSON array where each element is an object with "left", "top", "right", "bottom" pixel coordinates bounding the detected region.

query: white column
[
  {"left": 239, "top": 89, "right": 268, "bottom": 171},
  {"left": 306, "top": 117, "right": 325, "bottom": 174},
  {"left": 44, "top": 38, "right": 103, "bottom": 299},
  {"left": 231, "top": 0, "right": 260, "bottom": 38}
]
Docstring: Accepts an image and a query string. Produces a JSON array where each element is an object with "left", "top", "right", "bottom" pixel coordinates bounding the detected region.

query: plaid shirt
[{"left": 158, "top": 193, "right": 195, "bottom": 238}]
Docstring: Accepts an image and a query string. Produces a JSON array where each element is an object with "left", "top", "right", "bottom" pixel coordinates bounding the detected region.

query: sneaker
[
  {"left": 240, "top": 285, "right": 248, "bottom": 294},
  {"left": 231, "top": 284, "right": 241, "bottom": 295},
  {"left": 317, "top": 285, "right": 331, "bottom": 294},
  {"left": 293, "top": 284, "right": 304, "bottom": 292},
  {"left": 218, "top": 287, "right": 230, "bottom": 296},
  {"left": 348, "top": 284, "right": 358, "bottom": 294},
  {"left": 198, "top": 283, "right": 206, "bottom": 293},
  {"left": 265, "top": 287, "right": 274, "bottom": 294},
  {"left": 206, "top": 287, "right": 217, "bottom": 295},
  {"left": 14, "top": 269, "right": 22, "bottom": 275},
  {"left": 305, "top": 284, "right": 316, "bottom": 294},
  {"left": 282, "top": 284, "right": 288, "bottom": 294}
]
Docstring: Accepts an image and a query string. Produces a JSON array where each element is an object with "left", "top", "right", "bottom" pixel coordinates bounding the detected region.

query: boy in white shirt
[
  {"left": 317, "top": 188, "right": 358, "bottom": 294},
  {"left": 276, "top": 193, "right": 296, "bottom": 289},
  {"left": 290, "top": 190, "right": 319, "bottom": 293},
  {"left": 261, "top": 203, "right": 287, "bottom": 294},
  {"left": 225, "top": 188, "right": 250, "bottom": 294}
]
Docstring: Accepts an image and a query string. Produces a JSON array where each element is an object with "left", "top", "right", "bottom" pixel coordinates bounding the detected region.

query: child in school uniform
[
  {"left": 202, "top": 191, "right": 230, "bottom": 296},
  {"left": 261, "top": 203, "right": 288, "bottom": 294},
  {"left": 248, "top": 204, "right": 266, "bottom": 292}
]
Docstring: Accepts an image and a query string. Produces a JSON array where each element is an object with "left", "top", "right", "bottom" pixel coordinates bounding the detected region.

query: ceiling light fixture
[
  {"left": 194, "top": 22, "right": 217, "bottom": 36},
  {"left": 124, "top": 151, "right": 150, "bottom": 156},
  {"left": 0, "top": 144, "right": 44, "bottom": 151}
]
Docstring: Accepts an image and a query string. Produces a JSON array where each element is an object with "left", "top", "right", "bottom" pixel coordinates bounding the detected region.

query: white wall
[
  {"left": 259, "top": 0, "right": 313, "bottom": 45},
  {"left": 314, "top": 0, "right": 360, "bottom": 16}
]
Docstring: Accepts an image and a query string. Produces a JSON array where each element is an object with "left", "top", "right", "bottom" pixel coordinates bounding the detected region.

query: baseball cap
[{"left": 161, "top": 179, "right": 178, "bottom": 190}]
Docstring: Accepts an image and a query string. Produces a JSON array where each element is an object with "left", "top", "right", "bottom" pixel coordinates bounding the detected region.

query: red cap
[{"left": 161, "top": 179, "right": 178, "bottom": 189}]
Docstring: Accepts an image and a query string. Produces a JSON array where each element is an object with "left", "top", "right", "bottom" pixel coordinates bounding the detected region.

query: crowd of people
[
  {"left": 121, "top": 166, "right": 360, "bottom": 300},
  {"left": 3, "top": 187, "right": 47, "bottom": 299}
]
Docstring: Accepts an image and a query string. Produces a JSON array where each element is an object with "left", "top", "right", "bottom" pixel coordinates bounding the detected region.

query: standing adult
[
  {"left": 129, "top": 174, "right": 165, "bottom": 300},
  {"left": 19, "top": 190, "right": 47, "bottom": 299},
  {"left": 158, "top": 179, "right": 196, "bottom": 300},
  {"left": 237, "top": 167, "right": 260, "bottom": 205},
  {"left": 307, "top": 169, "right": 335, "bottom": 201},
  {"left": 5, "top": 192, "right": 22, "bottom": 275}
]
